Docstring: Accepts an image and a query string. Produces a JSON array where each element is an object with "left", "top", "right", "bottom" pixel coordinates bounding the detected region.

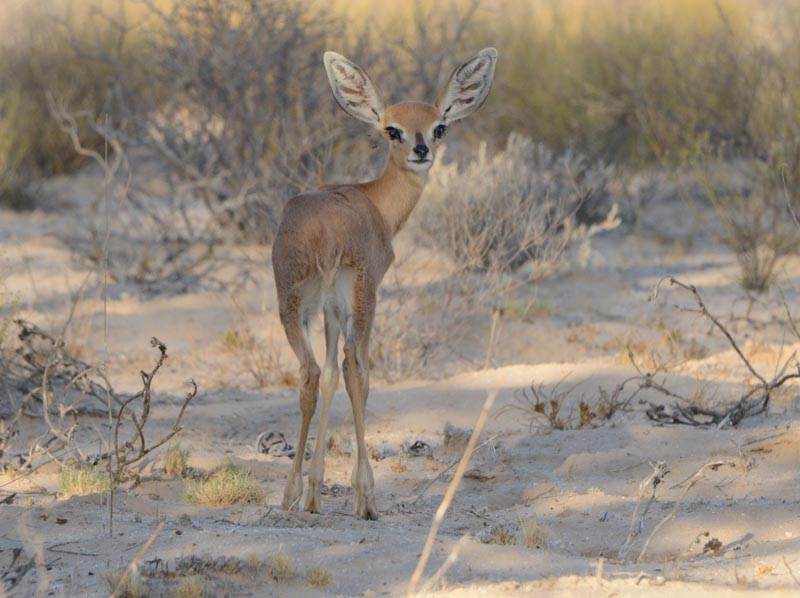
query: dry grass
[
  {"left": 479, "top": 524, "right": 516, "bottom": 546},
  {"left": 326, "top": 426, "right": 352, "bottom": 456},
  {"left": 269, "top": 550, "right": 295, "bottom": 581},
  {"left": 184, "top": 461, "right": 265, "bottom": 507},
  {"left": 518, "top": 515, "right": 549, "bottom": 549},
  {"left": 305, "top": 566, "right": 334, "bottom": 589},
  {"left": 59, "top": 465, "right": 113, "bottom": 497},
  {"left": 165, "top": 443, "right": 190, "bottom": 477},
  {"left": 103, "top": 567, "right": 146, "bottom": 598},
  {"left": 173, "top": 576, "right": 205, "bottom": 598},
  {"left": 221, "top": 326, "right": 296, "bottom": 388}
]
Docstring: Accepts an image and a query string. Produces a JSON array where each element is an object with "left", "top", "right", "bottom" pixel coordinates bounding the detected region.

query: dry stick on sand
[
  {"left": 636, "top": 460, "right": 737, "bottom": 563},
  {"left": 408, "top": 434, "right": 500, "bottom": 506},
  {"left": 407, "top": 391, "right": 497, "bottom": 596},
  {"left": 619, "top": 461, "right": 669, "bottom": 562},
  {"left": 648, "top": 277, "right": 800, "bottom": 427},
  {"left": 110, "top": 521, "right": 165, "bottom": 598}
]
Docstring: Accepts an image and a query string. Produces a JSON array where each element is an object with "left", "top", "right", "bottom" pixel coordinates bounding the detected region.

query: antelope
[{"left": 272, "top": 48, "right": 497, "bottom": 519}]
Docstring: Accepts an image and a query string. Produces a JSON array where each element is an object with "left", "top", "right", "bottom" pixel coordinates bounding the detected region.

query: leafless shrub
[
  {"left": 698, "top": 161, "right": 800, "bottom": 292},
  {"left": 644, "top": 278, "right": 800, "bottom": 427},
  {"left": 1, "top": 318, "right": 117, "bottom": 471},
  {"left": 419, "top": 136, "right": 619, "bottom": 283},
  {"left": 6, "top": 319, "right": 117, "bottom": 415},
  {"left": 374, "top": 136, "right": 620, "bottom": 379},
  {"left": 99, "top": 0, "right": 367, "bottom": 244},
  {"left": 105, "top": 338, "right": 197, "bottom": 482},
  {"left": 495, "top": 376, "right": 626, "bottom": 432}
]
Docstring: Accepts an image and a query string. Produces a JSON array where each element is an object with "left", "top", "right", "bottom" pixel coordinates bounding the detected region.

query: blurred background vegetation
[{"left": 2, "top": 0, "right": 800, "bottom": 290}]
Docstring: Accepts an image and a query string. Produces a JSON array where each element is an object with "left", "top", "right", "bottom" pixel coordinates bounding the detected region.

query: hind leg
[
  {"left": 305, "top": 302, "right": 341, "bottom": 513},
  {"left": 279, "top": 287, "right": 320, "bottom": 511},
  {"left": 342, "top": 274, "right": 378, "bottom": 520}
]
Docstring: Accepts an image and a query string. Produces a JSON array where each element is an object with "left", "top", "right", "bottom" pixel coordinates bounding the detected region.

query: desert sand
[{"left": 1, "top": 165, "right": 799, "bottom": 597}]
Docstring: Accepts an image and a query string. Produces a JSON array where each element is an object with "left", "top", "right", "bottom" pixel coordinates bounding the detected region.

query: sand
[{"left": 0, "top": 166, "right": 799, "bottom": 597}]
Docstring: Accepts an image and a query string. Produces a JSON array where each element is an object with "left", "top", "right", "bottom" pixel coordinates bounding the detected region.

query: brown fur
[{"left": 272, "top": 49, "right": 495, "bottom": 519}]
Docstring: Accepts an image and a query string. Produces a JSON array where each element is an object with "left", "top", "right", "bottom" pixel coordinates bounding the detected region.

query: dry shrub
[
  {"left": 419, "top": 136, "right": 619, "bottom": 284},
  {"left": 103, "top": 567, "right": 146, "bottom": 598},
  {"left": 305, "top": 566, "right": 333, "bottom": 589},
  {"left": 496, "top": 378, "right": 620, "bottom": 432},
  {"left": 268, "top": 550, "right": 295, "bottom": 581},
  {"left": 698, "top": 161, "right": 800, "bottom": 292},
  {"left": 221, "top": 326, "right": 293, "bottom": 388},
  {"left": 184, "top": 461, "right": 264, "bottom": 507},
  {"left": 173, "top": 575, "right": 205, "bottom": 598},
  {"left": 97, "top": 0, "right": 370, "bottom": 244},
  {"left": 479, "top": 524, "right": 516, "bottom": 546},
  {"left": 370, "top": 136, "right": 619, "bottom": 380},
  {"left": 518, "top": 516, "right": 549, "bottom": 549},
  {"left": 326, "top": 426, "right": 352, "bottom": 457},
  {"left": 0, "top": 1, "right": 132, "bottom": 208}
]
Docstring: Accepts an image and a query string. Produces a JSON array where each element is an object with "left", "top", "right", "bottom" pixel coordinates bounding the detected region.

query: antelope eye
[
  {"left": 385, "top": 126, "right": 403, "bottom": 142},
  {"left": 433, "top": 124, "right": 447, "bottom": 140}
]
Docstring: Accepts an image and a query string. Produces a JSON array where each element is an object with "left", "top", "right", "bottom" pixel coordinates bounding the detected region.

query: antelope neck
[{"left": 357, "top": 155, "right": 427, "bottom": 237}]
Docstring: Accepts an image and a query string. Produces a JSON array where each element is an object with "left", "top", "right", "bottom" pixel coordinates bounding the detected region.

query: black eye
[
  {"left": 385, "top": 126, "right": 403, "bottom": 142},
  {"left": 433, "top": 124, "right": 447, "bottom": 140}
]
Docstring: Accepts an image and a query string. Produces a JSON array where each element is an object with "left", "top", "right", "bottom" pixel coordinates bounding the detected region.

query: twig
[
  {"left": 46, "top": 542, "right": 99, "bottom": 557},
  {"left": 419, "top": 535, "right": 470, "bottom": 594},
  {"left": 783, "top": 556, "right": 800, "bottom": 587},
  {"left": 408, "top": 434, "right": 499, "bottom": 506},
  {"left": 407, "top": 391, "right": 497, "bottom": 596},
  {"left": 647, "top": 277, "right": 800, "bottom": 427},
  {"left": 620, "top": 461, "right": 668, "bottom": 562},
  {"left": 110, "top": 521, "right": 164, "bottom": 598},
  {"left": 637, "top": 460, "right": 736, "bottom": 563}
]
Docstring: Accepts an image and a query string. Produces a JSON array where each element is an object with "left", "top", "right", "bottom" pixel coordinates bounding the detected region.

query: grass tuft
[
  {"left": 518, "top": 515, "right": 549, "bottom": 549},
  {"left": 165, "top": 443, "right": 190, "bottom": 477},
  {"left": 173, "top": 575, "right": 204, "bottom": 598},
  {"left": 269, "top": 550, "right": 295, "bottom": 581},
  {"left": 59, "top": 465, "right": 113, "bottom": 497},
  {"left": 103, "top": 567, "right": 146, "bottom": 598},
  {"left": 184, "top": 461, "right": 264, "bottom": 506},
  {"left": 305, "top": 565, "right": 333, "bottom": 588}
]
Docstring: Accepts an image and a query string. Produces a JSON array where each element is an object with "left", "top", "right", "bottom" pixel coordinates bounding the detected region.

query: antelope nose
[{"left": 413, "top": 144, "right": 429, "bottom": 158}]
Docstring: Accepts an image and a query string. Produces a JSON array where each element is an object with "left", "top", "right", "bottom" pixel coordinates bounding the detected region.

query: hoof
[
  {"left": 282, "top": 477, "right": 303, "bottom": 512},
  {"left": 305, "top": 480, "right": 322, "bottom": 513},
  {"left": 354, "top": 492, "right": 379, "bottom": 520}
]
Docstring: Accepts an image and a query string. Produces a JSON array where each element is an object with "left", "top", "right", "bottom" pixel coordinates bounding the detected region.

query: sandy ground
[{"left": 1, "top": 168, "right": 799, "bottom": 597}]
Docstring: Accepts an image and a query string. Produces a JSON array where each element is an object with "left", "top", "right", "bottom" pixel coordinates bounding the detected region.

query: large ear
[
  {"left": 323, "top": 51, "right": 385, "bottom": 127},
  {"left": 435, "top": 48, "right": 497, "bottom": 123}
]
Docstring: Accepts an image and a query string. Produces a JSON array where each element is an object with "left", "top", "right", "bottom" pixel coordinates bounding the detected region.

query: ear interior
[
  {"left": 436, "top": 48, "right": 497, "bottom": 123},
  {"left": 324, "top": 51, "right": 385, "bottom": 126}
]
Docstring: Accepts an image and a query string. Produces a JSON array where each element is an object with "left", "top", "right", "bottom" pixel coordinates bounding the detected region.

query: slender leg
[
  {"left": 279, "top": 290, "right": 320, "bottom": 512},
  {"left": 305, "top": 303, "right": 341, "bottom": 513},
  {"left": 343, "top": 278, "right": 378, "bottom": 520}
]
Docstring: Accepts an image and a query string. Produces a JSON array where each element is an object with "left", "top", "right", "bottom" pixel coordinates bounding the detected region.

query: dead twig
[
  {"left": 408, "top": 391, "right": 497, "bottom": 596},
  {"left": 103, "top": 338, "right": 198, "bottom": 481},
  {"left": 407, "top": 434, "right": 499, "bottom": 506},
  {"left": 646, "top": 277, "right": 800, "bottom": 427},
  {"left": 620, "top": 461, "right": 669, "bottom": 562},
  {"left": 783, "top": 556, "right": 800, "bottom": 587},
  {"left": 637, "top": 460, "right": 737, "bottom": 563},
  {"left": 110, "top": 521, "right": 164, "bottom": 598}
]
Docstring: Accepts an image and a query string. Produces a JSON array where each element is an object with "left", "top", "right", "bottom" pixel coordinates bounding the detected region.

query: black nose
[{"left": 413, "top": 144, "right": 429, "bottom": 158}]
